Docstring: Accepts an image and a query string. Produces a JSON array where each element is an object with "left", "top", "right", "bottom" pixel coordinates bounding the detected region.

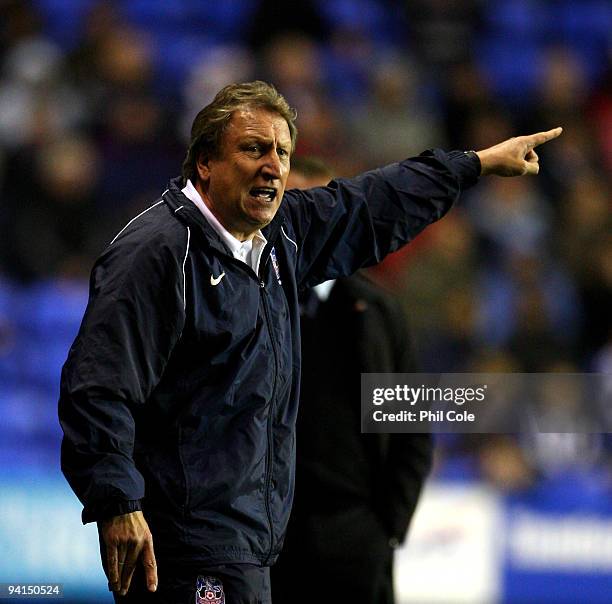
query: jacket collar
[{"left": 163, "top": 176, "right": 285, "bottom": 267}]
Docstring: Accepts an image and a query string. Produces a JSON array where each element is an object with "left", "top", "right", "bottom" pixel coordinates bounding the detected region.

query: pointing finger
[{"left": 526, "top": 127, "right": 563, "bottom": 148}]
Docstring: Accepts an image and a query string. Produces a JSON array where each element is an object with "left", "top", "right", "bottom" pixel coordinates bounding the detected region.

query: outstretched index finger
[{"left": 525, "top": 127, "right": 563, "bottom": 149}]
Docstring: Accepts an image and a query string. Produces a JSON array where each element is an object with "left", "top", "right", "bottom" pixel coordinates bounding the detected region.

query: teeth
[{"left": 251, "top": 188, "right": 275, "bottom": 200}]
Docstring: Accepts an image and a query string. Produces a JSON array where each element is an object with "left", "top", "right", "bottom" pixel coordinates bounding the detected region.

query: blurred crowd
[{"left": 0, "top": 0, "right": 610, "bottom": 492}]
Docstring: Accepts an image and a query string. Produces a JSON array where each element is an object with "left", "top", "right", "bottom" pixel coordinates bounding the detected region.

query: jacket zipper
[
  {"left": 259, "top": 273, "right": 279, "bottom": 565},
  {"left": 196, "top": 222, "right": 281, "bottom": 562}
]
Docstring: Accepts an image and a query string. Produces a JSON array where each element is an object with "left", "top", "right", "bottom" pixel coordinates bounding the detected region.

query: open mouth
[{"left": 249, "top": 187, "right": 277, "bottom": 202}]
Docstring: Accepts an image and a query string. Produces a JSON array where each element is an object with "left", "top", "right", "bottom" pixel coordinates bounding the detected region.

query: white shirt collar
[{"left": 182, "top": 179, "right": 267, "bottom": 273}]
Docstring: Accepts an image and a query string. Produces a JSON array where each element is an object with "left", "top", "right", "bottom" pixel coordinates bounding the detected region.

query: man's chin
[{"left": 245, "top": 209, "right": 277, "bottom": 230}]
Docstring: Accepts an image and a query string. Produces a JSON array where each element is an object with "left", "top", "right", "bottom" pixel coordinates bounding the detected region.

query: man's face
[{"left": 195, "top": 106, "right": 292, "bottom": 241}]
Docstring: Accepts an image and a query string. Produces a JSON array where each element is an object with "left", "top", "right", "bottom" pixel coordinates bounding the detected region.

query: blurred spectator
[
  {"left": 2, "top": 136, "right": 101, "bottom": 281},
  {"left": 525, "top": 46, "right": 606, "bottom": 202},
  {"left": 393, "top": 211, "right": 478, "bottom": 371},
  {"left": 96, "top": 90, "right": 182, "bottom": 217},
  {"left": 0, "top": 10, "right": 84, "bottom": 150},
  {"left": 537, "top": 119, "right": 601, "bottom": 203},
  {"left": 588, "top": 56, "right": 612, "bottom": 173},
  {"left": 90, "top": 26, "right": 154, "bottom": 93},
  {"left": 558, "top": 170, "right": 611, "bottom": 274},
  {"left": 440, "top": 59, "right": 497, "bottom": 146},
  {"left": 466, "top": 177, "right": 551, "bottom": 259},
  {"left": 0, "top": 1, "right": 43, "bottom": 55},
  {"left": 536, "top": 46, "right": 590, "bottom": 128},
  {"left": 478, "top": 435, "right": 535, "bottom": 493},
  {"left": 261, "top": 33, "right": 351, "bottom": 172},
  {"left": 180, "top": 45, "right": 255, "bottom": 140},
  {"left": 323, "top": 25, "right": 375, "bottom": 111},
  {"left": 349, "top": 54, "right": 445, "bottom": 165},
  {"left": 521, "top": 361, "right": 609, "bottom": 480},
  {"left": 478, "top": 252, "right": 579, "bottom": 365},
  {"left": 66, "top": 21, "right": 156, "bottom": 136},
  {"left": 404, "top": 0, "right": 483, "bottom": 71},
  {"left": 65, "top": 1, "right": 123, "bottom": 90},
  {"left": 261, "top": 33, "right": 323, "bottom": 104}
]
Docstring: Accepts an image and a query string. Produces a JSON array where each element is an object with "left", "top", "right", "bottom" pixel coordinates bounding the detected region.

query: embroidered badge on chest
[
  {"left": 270, "top": 246, "right": 282, "bottom": 285},
  {"left": 195, "top": 575, "right": 225, "bottom": 603}
]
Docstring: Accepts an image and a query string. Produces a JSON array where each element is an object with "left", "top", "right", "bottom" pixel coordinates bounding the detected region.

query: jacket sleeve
[
  {"left": 282, "top": 149, "right": 480, "bottom": 289},
  {"left": 58, "top": 229, "right": 187, "bottom": 523}
]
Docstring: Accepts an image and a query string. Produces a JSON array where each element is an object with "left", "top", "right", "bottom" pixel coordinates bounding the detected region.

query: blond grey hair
[{"left": 182, "top": 81, "right": 297, "bottom": 184}]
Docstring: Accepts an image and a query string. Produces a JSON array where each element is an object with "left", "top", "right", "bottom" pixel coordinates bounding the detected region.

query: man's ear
[{"left": 196, "top": 152, "right": 210, "bottom": 183}]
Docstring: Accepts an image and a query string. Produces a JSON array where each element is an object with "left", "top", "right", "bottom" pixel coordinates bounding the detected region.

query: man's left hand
[{"left": 99, "top": 510, "right": 158, "bottom": 597}]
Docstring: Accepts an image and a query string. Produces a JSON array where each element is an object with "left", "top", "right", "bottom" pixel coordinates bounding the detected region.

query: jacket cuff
[
  {"left": 82, "top": 499, "right": 142, "bottom": 524},
  {"left": 447, "top": 149, "right": 482, "bottom": 189}
]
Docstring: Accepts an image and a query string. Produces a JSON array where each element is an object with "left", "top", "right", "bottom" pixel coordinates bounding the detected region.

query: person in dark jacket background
[
  {"left": 58, "top": 80, "right": 562, "bottom": 603},
  {"left": 271, "top": 157, "right": 432, "bottom": 604}
]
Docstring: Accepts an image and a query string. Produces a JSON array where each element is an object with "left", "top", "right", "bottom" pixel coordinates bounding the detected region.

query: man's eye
[{"left": 278, "top": 148, "right": 288, "bottom": 157}]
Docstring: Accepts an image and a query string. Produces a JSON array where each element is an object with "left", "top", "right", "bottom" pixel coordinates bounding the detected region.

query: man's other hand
[
  {"left": 476, "top": 127, "right": 563, "bottom": 176},
  {"left": 99, "top": 510, "right": 158, "bottom": 596}
]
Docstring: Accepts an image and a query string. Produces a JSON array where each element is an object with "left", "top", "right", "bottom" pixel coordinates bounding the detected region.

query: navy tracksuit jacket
[{"left": 58, "top": 150, "right": 480, "bottom": 567}]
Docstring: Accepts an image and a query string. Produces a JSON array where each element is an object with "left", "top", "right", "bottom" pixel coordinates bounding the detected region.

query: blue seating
[
  {"left": 0, "top": 384, "right": 61, "bottom": 445},
  {"left": 123, "top": 0, "right": 257, "bottom": 42},
  {"left": 475, "top": 37, "right": 542, "bottom": 104},
  {"left": 484, "top": 0, "right": 548, "bottom": 41},
  {"left": 9, "top": 280, "right": 87, "bottom": 390},
  {"left": 31, "top": 0, "right": 98, "bottom": 49},
  {"left": 148, "top": 32, "right": 215, "bottom": 88},
  {"left": 16, "top": 280, "right": 87, "bottom": 341}
]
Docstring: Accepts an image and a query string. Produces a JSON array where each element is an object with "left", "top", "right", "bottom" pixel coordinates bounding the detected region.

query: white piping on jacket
[
  {"left": 281, "top": 226, "right": 298, "bottom": 253},
  {"left": 110, "top": 200, "right": 164, "bottom": 245},
  {"left": 182, "top": 227, "right": 191, "bottom": 311}
]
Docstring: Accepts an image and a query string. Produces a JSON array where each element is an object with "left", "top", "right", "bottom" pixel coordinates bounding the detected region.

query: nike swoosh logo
[{"left": 210, "top": 272, "right": 226, "bottom": 286}]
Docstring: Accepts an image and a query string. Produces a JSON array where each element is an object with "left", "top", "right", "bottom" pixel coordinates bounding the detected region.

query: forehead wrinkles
[{"left": 227, "top": 107, "right": 291, "bottom": 147}]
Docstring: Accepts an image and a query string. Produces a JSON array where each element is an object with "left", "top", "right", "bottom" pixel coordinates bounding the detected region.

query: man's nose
[{"left": 260, "top": 151, "right": 282, "bottom": 180}]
